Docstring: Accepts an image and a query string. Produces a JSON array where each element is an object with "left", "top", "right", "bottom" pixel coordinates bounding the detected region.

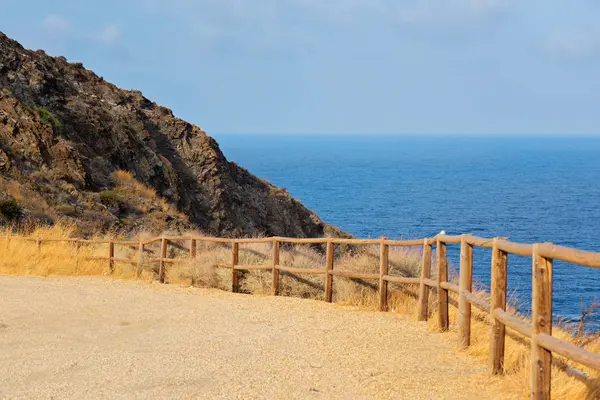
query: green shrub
[
  {"left": 36, "top": 107, "right": 63, "bottom": 133},
  {"left": 99, "top": 190, "right": 124, "bottom": 206},
  {"left": 0, "top": 198, "right": 21, "bottom": 220}
]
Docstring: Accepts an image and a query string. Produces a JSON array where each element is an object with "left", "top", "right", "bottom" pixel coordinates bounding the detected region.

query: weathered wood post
[
  {"left": 108, "top": 240, "right": 115, "bottom": 274},
  {"left": 231, "top": 241, "right": 239, "bottom": 293},
  {"left": 136, "top": 242, "right": 144, "bottom": 279},
  {"left": 490, "top": 238, "right": 508, "bottom": 374},
  {"left": 190, "top": 238, "right": 197, "bottom": 258},
  {"left": 159, "top": 237, "right": 167, "bottom": 283},
  {"left": 437, "top": 238, "right": 449, "bottom": 331},
  {"left": 272, "top": 239, "right": 280, "bottom": 295},
  {"left": 34, "top": 238, "right": 41, "bottom": 270},
  {"left": 417, "top": 239, "right": 432, "bottom": 321},
  {"left": 379, "top": 238, "right": 389, "bottom": 312},
  {"left": 325, "top": 240, "right": 334, "bottom": 302},
  {"left": 531, "top": 244, "right": 553, "bottom": 399},
  {"left": 74, "top": 240, "right": 80, "bottom": 272},
  {"left": 458, "top": 235, "right": 473, "bottom": 348}
]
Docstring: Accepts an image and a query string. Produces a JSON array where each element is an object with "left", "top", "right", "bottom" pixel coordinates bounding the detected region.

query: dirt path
[{"left": 0, "top": 276, "right": 495, "bottom": 399}]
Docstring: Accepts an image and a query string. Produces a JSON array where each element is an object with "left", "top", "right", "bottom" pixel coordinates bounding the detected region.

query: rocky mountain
[{"left": 0, "top": 32, "right": 347, "bottom": 238}]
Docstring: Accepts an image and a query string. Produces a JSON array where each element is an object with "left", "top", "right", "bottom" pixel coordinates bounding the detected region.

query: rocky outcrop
[{"left": 0, "top": 32, "right": 348, "bottom": 238}]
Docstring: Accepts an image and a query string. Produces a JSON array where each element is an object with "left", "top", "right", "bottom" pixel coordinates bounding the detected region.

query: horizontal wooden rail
[
  {"left": 331, "top": 271, "right": 380, "bottom": 280},
  {"left": 463, "top": 235, "right": 494, "bottom": 248},
  {"left": 147, "top": 257, "right": 179, "bottom": 263},
  {"left": 140, "top": 238, "right": 163, "bottom": 245},
  {"left": 537, "top": 333, "right": 600, "bottom": 371},
  {"left": 277, "top": 266, "right": 326, "bottom": 275},
  {"left": 383, "top": 275, "right": 420, "bottom": 284},
  {"left": 438, "top": 234, "right": 462, "bottom": 244},
  {"left": 538, "top": 243, "right": 600, "bottom": 269},
  {"left": 440, "top": 281, "right": 459, "bottom": 293},
  {"left": 495, "top": 239, "right": 533, "bottom": 257},
  {"left": 275, "top": 237, "right": 330, "bottom": 244},
  {"left": 492, "top": 308, "right": 532, "bottom": 338},
  {"left": 234, "top": 264, "right": 273, "bottom": 271},
  {"left": 423, "top": 278, "right": 437, "bottom": 287},
  {"left": 79, "top": 239, "right": 112, "bottom": 244},
  {"left": 112, "top": 240, "right": 141, "bottom": 246},
  {"left": 385, "top": 239, "right": 423, "bottom": 247},
  {"left": 39, "top": 238, "right": 79, "bottom": 242},
  {"left": 330, "top": 238, "right": 381, "bottom": 245},
  {"left": 462, "top": 291, "right": 491, "bottom": 313}
]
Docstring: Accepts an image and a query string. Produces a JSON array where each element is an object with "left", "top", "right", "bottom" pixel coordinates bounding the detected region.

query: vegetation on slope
[{"left": 0, "top": 31, "right": 347, "bottom": 239}]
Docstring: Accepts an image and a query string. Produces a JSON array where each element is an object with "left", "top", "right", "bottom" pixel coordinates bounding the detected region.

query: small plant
[
  {"left": 36, "top": 107, "right": 63, "bottom": 133},
  {"left": 0, "top": 197, "right": 22, "bottom": 220},
  {"left": 99, "top": 190, "right": 125, "bottom": 207}
]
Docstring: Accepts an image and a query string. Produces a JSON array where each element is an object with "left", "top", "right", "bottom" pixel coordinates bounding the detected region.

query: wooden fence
[{"left": 3, "top": 233, "right": 600, "bottom": 399}]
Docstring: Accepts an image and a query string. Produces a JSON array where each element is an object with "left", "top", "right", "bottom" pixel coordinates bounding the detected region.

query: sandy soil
[{"left": 0, "top": 276, "right": 495, "bottom": 399}]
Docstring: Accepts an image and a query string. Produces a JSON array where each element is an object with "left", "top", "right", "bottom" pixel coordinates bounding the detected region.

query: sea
[{"left": 214, "top": 134, "right": 600, "bottom": 324}]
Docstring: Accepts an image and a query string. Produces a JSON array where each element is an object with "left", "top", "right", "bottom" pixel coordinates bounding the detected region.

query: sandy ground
[{"left": 0, "top": 276, "right": 495, "bottom": 399}]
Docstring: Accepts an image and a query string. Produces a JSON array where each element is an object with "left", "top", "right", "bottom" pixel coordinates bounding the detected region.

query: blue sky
[{"left": 2, "top": 1, "right": 600, "bottom": 135}]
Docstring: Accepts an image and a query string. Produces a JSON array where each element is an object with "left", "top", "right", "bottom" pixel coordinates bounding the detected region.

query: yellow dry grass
[
  {"left": 111, "top": 170, "right": 188, "bottom": 220},
  {"left": 1, "top": 224, "right": 599, "bottom": 399}
]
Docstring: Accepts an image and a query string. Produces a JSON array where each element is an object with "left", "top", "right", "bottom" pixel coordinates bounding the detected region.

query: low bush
[
  {"left": 99, "top": 190, "right": 125, "bottom": 207},
  {"left": 36, "top": 107, "right": 63, "bottom": 133},
  {"left": 0, "top": 197, "right": 21, "bottom": 220}
]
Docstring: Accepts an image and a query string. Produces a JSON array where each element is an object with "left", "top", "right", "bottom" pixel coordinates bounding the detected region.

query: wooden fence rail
[{"left": 2, "top": 232, "right": 600, "bottom": 399}]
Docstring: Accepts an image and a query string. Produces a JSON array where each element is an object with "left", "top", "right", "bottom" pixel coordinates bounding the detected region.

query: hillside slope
[{"left": 0, "top": 32, "right": 346, "bottom": 238}]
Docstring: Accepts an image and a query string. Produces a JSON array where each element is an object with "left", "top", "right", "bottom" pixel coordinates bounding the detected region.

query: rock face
[{"left": 0, "top": 32, "right": 347, "bottom": 238}]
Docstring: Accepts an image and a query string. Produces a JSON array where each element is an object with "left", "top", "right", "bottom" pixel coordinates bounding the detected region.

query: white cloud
[
  {"left": 138, "top": 0, "right": 512, "bottom": 53},
  {"left": 95, "top": 25, "right": 121, "bottom": 46},
  {"left": 42, "top": 14, "right": 71, "bottom": 34}
]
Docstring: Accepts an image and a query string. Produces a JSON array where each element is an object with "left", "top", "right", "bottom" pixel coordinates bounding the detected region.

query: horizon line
[{"left": 211, "top": 132, "right": 600, "bottom": 137}]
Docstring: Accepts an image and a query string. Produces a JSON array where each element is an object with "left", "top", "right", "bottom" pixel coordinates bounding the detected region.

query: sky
[{"left": 2, "top": 0, "right": 600, "bottom": 135}]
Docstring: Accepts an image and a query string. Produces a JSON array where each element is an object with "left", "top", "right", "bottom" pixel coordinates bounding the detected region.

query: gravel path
[{"left": 0, "top": 276, "right": 495, "bottom": 399}]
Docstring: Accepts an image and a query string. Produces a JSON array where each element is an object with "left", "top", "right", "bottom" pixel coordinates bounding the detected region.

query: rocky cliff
[{"left": 0, "top": 32, "right": 347, "bottom": 238}]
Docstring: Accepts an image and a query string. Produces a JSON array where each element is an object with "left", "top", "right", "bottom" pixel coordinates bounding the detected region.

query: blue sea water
[{"left": 214, "top": 134, "right": 600, "bottom": 323}]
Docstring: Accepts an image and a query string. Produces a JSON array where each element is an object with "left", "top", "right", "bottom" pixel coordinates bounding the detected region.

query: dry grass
[
  {"left": 1, "top": 224, "right": 599, "bottom": 399},
  {"left": 111, "top": 170, "right": 188, "bottom": 221}
]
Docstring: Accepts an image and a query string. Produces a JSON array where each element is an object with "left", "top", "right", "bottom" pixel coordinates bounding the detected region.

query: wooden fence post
[
  {"left": 458, "top": 235, "right": 473, "bottom": 349},
  {"left": 379, "top": 238, "right": 389, "bottom": 312},
  {"left": 190, "top": 239, "right": 197, "bottom": 258},
  {"left": 272, "top": 239, "right": 280, "bottom": 295},
  {"left": 531, "top": 244, "right": 553, "bottom": 400},
  {"left": 136, "top": 242, "right": 144, "bottom": 279},
  {"left": 437, "top": 239, "right": 449, "bottom": 331},
  {"left": 108, "top": 240, "right": 115, "bottom": 274},
  {"left": 325, "top": 240, "right": 334, "bottom": 302},
  {"left": 231, "top": 241, "right": 239, "bottom": 293},
  {"left": 159, "top": 237, "right": 167, "bottom": 283},
  {"left": 490, "top": 238, "right": 508, "bottom": 374},
  {"left": 417, "top": 239, "right": 432, "bottom": 321},
  {"left": 74, "top": 240, "right": 80, "bottom": 273}
]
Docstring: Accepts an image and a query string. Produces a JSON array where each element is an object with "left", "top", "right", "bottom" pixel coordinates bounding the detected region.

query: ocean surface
[{"left": 214, "top": 134, "right": 600, "bottom": 323}]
